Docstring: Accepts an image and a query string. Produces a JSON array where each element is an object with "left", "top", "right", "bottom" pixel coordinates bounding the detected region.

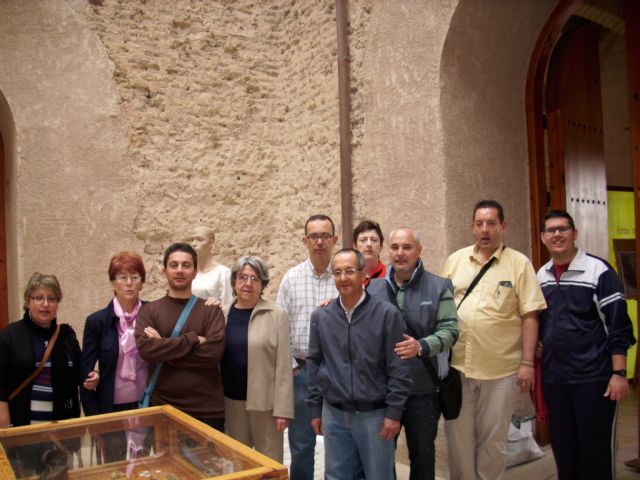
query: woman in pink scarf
[{"left": 80, "top": 252, "right": 148, "bottom": 462}]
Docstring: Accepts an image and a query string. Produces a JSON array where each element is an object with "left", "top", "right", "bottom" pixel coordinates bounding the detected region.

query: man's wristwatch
[
  {"left": 612, "top": 369, "right": 627, "bottom": 377},
  {"left": 416, "top": 343, "right": 423, "bottom": 358}
]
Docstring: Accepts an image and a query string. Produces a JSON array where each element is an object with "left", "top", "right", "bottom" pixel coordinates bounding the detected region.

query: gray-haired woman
[{"left": 220, "top": 256, "right": 293, "bottom": 462}]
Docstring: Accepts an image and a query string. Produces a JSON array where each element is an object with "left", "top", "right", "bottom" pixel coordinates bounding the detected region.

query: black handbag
[{"left": 422, "top": 352, "right": 462, "bottom": 420}]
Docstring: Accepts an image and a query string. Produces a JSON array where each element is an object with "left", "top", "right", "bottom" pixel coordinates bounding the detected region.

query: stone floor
[{"left": 284, "top": 387, "right": 640, "bottom": 479}]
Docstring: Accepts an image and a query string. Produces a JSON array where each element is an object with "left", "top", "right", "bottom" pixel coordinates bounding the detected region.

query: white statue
[{"left": 189, "top": 226, "right": 233, "bottom": 306}]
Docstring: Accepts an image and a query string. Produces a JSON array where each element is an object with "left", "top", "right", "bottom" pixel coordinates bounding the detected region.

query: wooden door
[
  {"left": 545, "top": 22, "right": 609, "bottom": 260},
  {"left": 0, "top": 132, "right": 7, "bottom": 329}
]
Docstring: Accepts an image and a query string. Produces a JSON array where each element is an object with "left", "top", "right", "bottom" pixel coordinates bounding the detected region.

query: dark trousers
[
  {"left": 543, "top": 381, "right": 617, "bottom": 480},
  {"left": 400, "top": 393, "right": 440, "bottom": 480}
]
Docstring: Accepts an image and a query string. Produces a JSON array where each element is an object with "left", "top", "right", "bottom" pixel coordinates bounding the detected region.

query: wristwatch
[
  {"left": 416, "top": 343, "right": 423, "bottom": 358},
  {"left": 612, "top": 369, "right": 627, "bottom": 377}
]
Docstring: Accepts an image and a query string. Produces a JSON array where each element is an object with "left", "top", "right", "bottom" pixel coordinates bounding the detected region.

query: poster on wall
[
  {"left": 614, "top": 239, "right": 637, "bottom": 300},
  {"left": 608, "top": 189, "right": 637, "bottom": 378}
]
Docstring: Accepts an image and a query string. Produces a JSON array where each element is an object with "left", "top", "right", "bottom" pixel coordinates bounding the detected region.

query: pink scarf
[{"left": 114, "top": 297, "right": 142, "bottom": 380}]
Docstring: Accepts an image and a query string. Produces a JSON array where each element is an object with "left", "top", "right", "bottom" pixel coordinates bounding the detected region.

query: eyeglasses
[
  {"left": 332, "top": 268, "right": 361, "bottom": 278},
  {"left": 307, "top": 233, "right": 333, "bottom": 242},
  {"left": 30, "top": 296, "right": 59, "bottom": 305},
  {"left": 543, "top": 226, "right": 572, "bottom": 235},
  {"left": 115, "top": 274, "right": 142, "bottom": 283},
  {"left": 238, "top": 273, "right": 261, "bottom": 284}
]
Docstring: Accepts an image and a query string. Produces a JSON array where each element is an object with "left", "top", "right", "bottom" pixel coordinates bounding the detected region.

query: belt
[
  {"left": 295, "top": 357, "right": 306, "bottom": 368},
  {"left": 329, "top": 400, "right": 386, "bottom": 413}
]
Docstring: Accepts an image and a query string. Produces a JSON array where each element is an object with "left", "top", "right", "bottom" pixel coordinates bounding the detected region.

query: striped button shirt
[{"left": 276, "top": 259, "right": 338, "bottom": 363}]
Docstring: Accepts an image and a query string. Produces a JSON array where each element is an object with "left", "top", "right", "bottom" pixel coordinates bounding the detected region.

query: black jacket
[
  {"left": 80, "top": 300, "right": 148, "bottom": 415},
  {"left": 0, "top": 312, "right": 81, "bottom": 427}
]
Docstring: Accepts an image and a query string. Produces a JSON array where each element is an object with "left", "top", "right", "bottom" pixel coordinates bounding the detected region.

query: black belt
[
  {"left": 295, "top": 357, "right": 306, "bottom": 368},
  {"left": 329, "top": 400, "right": 386, "bottom": 413}
]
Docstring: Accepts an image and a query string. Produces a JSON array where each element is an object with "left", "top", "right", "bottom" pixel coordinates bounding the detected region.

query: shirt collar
[
  {"left": 339, "top": 291, "right": 366, "bottom": 317},
  {"left": 305, "top": 258, "right": 332, "bottom": 279},
  {"left": 471, "top": 243, "right": 506, "bottom": 264}
]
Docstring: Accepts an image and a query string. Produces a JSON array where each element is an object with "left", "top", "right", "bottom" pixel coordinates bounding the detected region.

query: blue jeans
[
  {"left": 289, "top": 366, "right": 316, "bottom": 480},
  {"left": 323, "top": 402, "right": 395, "bottom": 480},
  {"left": 401, "top": 393, "right": 440, "bottom": 480}
]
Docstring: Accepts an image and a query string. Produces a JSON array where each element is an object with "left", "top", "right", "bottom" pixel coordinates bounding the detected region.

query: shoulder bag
[{"left": 9, "top": 324, "right": 61, "bottom": 401}]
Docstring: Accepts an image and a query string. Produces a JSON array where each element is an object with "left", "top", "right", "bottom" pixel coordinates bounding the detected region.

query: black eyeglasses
[
  {"left": 543, "top": 226, "right": 572, "bottom": 235},
  {"left": 307, "top": 233, "right": 333, "bottom": 241}
]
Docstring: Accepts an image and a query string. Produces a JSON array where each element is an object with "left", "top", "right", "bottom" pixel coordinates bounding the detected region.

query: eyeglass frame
[
  {"left": 29, "top": 295, "right": 59, "bottom": 305},
  {"left": 307, "top": 232, "right": 334, "bottom": 242}
]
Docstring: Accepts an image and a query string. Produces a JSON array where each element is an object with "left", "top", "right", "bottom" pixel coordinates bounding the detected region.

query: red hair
[{"left": 108, "top": 251, "right": 146, "bottom": 283}]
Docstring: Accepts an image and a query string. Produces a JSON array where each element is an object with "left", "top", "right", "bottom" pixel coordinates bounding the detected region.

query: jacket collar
[
  {"left": 544, "top": 248, "right": 586, "bottom": 273},
  {"left": 385, "top": 259, "right": 424, "bottom": 293},
  {"left": 23, "top": 310, "right": 58, "bottom": 339},
  {"left": 223, "top": 297, "right": 273, "bottom": 318},
  {"left": 330, "top": 291, "right": 371, "bottom": 317}
]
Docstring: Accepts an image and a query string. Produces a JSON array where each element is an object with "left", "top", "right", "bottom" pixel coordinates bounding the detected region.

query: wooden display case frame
[{"left": 0, "top": 405, "right": 288, "bottom": 479}]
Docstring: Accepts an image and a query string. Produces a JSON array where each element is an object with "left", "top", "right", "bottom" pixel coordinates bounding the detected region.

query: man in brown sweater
[{"left": 135, "top": 242, "right": 226, "bottom": 429}]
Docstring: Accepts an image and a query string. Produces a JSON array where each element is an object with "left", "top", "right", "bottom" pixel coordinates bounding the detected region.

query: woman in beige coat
[{"left": 221, "top": 256, "right": 294, "bottom": 461}]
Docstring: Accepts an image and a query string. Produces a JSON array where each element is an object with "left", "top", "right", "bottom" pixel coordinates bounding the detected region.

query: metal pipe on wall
[{"left": 335, "top": 0, "right": 353, "bottom": 247}]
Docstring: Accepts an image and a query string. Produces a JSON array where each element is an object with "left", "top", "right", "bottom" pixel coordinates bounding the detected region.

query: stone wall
[
  {"left": 0, "top": 1, "right": 141, "bottom": 327},
  {"left": 81, "top": 0, "right": 348, "bottom": 301},
  {"left": 0, "top": 0, "right": 561, "bottom": 335}
]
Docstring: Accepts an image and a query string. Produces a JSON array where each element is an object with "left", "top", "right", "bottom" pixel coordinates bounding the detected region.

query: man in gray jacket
[
  {"left": 307, "top": 248, "right": 412, "bottom": 480},
  {"left": 368, "top": 228, "right": 458, "bottom": 480}
]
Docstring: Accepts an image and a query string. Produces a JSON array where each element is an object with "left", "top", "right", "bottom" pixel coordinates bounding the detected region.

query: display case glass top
[{"left": 0, "top": 405, "right": 287, "bottom": 479}]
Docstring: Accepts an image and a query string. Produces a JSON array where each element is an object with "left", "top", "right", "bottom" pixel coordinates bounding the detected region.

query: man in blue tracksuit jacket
[{"left": 537, "top": 210, "right": 636, "bottom": 480}]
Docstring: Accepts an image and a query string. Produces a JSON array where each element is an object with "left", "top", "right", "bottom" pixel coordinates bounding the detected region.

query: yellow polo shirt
[{"left": 440, "top": 244, "right": 546, "bottom": 380}]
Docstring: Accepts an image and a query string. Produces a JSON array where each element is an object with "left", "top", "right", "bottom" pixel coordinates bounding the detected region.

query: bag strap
[
  {"left": 139, "top": 295, "right": 198, "bottom": 407},
  {"left": 456, "top": 246, "right": 505, "bottom": 310},
  {"left": 9, "top": 324, "right": 61, "bottom": 401}
]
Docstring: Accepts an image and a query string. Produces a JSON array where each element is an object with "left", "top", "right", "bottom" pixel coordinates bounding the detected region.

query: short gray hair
[
  {"left": 332, "top": 248, "right": 366, "bottom": 270},
  {"left": 23, "top": 272, "right": 63, "bottom": 311},
  {"left": 388, "top": 227, "right": 421, "bottom": 245},
  {"left": 231, "top": 256, "right": 270, "bottom": 295}
]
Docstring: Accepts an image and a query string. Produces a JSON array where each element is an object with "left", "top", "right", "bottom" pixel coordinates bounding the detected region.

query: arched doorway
[
  {"left": 527, "top": 0, "right": 639, "bottom": 269},
  {"left": 526, "top": 0, "right": 640, "bottom": 466}
]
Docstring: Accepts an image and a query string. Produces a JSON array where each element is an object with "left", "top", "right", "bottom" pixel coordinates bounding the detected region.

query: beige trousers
[
  {"left": 445, "top": 372, "right": 516, "bottom": 480},
  {"left": 224, "top": 397, "right": 284, "bottom": 462}
]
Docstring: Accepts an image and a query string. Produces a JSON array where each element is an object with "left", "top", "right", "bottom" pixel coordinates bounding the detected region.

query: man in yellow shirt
[{"left": 440, "top": 200, "right": 546, "bottom": 480}]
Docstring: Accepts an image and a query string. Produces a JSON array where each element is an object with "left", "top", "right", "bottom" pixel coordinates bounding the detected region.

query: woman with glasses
[
  {"left": 80, "top": 252, "right": 147, "bottom": 461},
  {"left": 221, "top": 256, "right": 293, "bottom": 461},
  {"left": 0, "top": 273, "right": 91, "bottom": 474}
]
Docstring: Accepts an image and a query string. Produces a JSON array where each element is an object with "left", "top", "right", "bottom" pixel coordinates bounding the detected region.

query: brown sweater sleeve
[{"left": 167, "top": 304, "right": 225, "bottom": 369}]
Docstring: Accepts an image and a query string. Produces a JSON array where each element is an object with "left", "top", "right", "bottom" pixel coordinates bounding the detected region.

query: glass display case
[{"left": 0, "top": 405, "right": 288, "bottom": 479}]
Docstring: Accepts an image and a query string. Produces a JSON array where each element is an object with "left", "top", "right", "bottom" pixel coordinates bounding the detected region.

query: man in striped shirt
[
  {"left": 276, "top": 214, "right": 338, "bottom": 480},
  {"left": 537, "top": 209, "right": 636, "bottom": 480}
]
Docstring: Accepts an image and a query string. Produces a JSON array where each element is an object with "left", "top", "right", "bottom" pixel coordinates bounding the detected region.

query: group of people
[{"left": 0, "top": 200, "right": 635, "bottom": 480}]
